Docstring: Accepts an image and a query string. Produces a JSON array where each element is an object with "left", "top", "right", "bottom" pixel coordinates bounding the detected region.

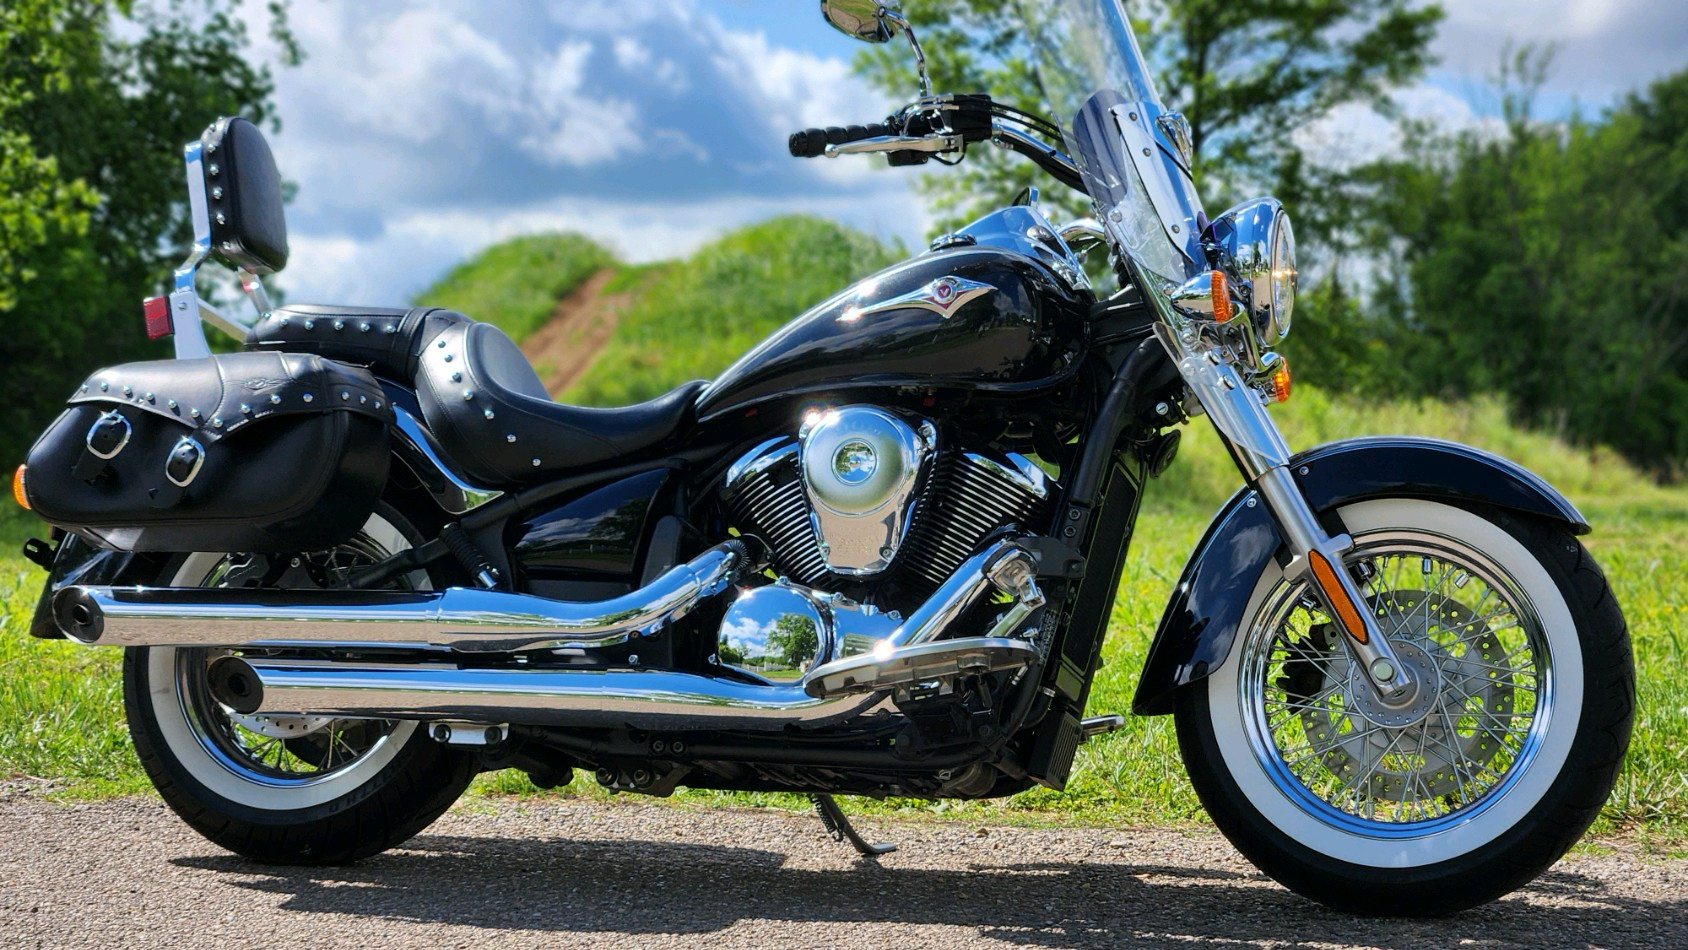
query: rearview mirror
[{"left": 822, "top": 0, "right": 902, "bottom": 44}]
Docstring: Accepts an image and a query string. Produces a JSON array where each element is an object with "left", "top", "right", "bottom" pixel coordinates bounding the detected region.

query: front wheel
[{"left": 1174, "top": 498, "right": 1633, "bottom": 916}]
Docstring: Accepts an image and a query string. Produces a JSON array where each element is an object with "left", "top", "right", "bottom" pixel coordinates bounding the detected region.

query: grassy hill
[
  {"left": 415, "top": 232, "right": 616, "bottom": 342},
  {"left": 2, "top": 216, "right": 1684, "bottom": 840}
]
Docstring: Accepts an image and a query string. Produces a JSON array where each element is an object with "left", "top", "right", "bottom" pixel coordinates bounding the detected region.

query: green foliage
[
  {"left": 413, "top": 233, "right": 617, "bottom": 343},
  {"left": 854, "top": 0, "right": 1442, "bottom": 232},
  {"left": 1317, "top": 63, "right": 1688, "bottom": 476},
  {"left": 0, "top": 0, "right": 293, "bottom": 466},
  {"left": 563, "top": 216, "right": 901, "bottom": 406}
]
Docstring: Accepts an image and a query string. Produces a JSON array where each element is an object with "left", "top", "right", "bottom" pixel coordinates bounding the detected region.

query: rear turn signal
[
  {"left": 12, "top": 465, "right": 29, "bottom": 510},
  {"left": 1269, "top": 360, "right": 1292, "bottom": 403}
]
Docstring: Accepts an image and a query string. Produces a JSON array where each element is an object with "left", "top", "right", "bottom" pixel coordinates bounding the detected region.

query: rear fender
[
  {"left": 26, "top": 534, "right": 163, "bottom": 639},
  {"left": 1131, "top": 437, "right": 1586, "bottom": 715}
]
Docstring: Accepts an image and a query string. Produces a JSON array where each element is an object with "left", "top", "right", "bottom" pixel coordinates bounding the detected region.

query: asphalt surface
[{"left": 1, "top": 783, "right": 1683, "bottom": 949}]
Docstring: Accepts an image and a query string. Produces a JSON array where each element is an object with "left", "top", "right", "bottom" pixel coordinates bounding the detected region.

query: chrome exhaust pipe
[
  {"left": 55, "top": 541, "right": 752, "bottom": 652},
  {"left": 207, "top": 656, "right": 886, "bottom": 730},
  {"left": 207, "top": 541, "right": 1044, "bottom": 731}
]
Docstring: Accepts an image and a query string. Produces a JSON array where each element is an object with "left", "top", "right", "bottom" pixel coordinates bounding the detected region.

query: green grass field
[{"left": 2, "top": 217, "right": 1683, "bottom": 842}]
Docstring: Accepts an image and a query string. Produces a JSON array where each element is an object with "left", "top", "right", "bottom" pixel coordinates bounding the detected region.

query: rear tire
[
  {"left": 1173, "top": 499, "right": 1633, "bottom": 915},
  {"left": 123, "top": 504, "right": 478, "bottom": 865}
]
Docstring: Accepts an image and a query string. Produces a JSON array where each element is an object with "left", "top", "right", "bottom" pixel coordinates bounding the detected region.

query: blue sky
[{"left": 251, "top": 1, "right": 1687, "bottom": 308}]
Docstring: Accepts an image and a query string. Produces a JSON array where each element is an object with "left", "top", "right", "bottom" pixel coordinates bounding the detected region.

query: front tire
[
  {"left": 1174, "top": 498, "right": 1633, "bottom": 915},
  {"left": 124, "top": 507, "right": 478, "bottom": 864}
]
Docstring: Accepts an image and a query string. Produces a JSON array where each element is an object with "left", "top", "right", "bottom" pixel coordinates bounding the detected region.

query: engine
[
  {"left": 716, "top": 404, "right": 1053, "bottom": 684},
  {"left": 722, "top": 405, "right": 1052, "bottom": 599}
]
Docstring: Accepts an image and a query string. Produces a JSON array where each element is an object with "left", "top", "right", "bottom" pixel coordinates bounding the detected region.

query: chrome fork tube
[{"left": 1167, "top": 334, "right": 1415, "bottom": 701}]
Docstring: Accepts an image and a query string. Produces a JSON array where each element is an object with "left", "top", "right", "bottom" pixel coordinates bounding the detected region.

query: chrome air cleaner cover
[{"left": 798, "top": 406, "right": 935, "bottom": 574}]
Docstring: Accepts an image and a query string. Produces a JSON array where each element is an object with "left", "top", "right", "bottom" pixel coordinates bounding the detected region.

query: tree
[
  {"left": 0, "top": 0, "right": 296, "bottom": 465},
  {"left": 1337, "top": 60, "right": 1688, "bottom": 475},
  {"left": 854, "top": 0, "right": 1442, "bottom": 233}
]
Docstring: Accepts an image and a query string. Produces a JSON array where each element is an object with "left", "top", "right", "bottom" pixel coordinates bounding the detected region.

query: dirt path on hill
[
  {"left": 1, "top": 784, "right": 1684, "bottom": 949},
  {"left": 519, "top": 268, "right": 631, "bottom": 396}
]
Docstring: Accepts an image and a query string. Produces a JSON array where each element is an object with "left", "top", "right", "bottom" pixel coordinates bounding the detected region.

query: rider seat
[
  {"left": 413, "top": 320, "right": 704, "bottom": 487},
  {"left": 248, "top": 306, "right": 703, "bottom": 488}
]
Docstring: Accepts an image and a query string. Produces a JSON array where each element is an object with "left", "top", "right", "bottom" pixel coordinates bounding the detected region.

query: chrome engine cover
[
  {"left": 717, "top": 579, "right": 899, "bottom": 684},
  {"left": 797, "top": 406, "right": 935, "bottom": 574}
]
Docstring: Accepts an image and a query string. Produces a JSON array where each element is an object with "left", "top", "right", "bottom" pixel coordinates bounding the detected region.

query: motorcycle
[{"left": 12, "top": 0, "right": 1633, "bottom": 916}]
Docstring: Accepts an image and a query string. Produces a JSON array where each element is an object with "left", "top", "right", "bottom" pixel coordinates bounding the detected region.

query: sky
[{"left": 245, "top": 0, "right": 1688, "bottom": 309}]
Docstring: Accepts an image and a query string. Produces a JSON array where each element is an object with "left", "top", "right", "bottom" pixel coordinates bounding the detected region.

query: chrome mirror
[{"left": 821, "top": 0, "right": 902, "bottom": 43}]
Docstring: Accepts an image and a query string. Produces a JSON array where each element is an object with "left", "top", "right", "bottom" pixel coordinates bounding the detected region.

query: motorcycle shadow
[{"left": 170, "top": 828, "right": 1686, "bottom": 946}]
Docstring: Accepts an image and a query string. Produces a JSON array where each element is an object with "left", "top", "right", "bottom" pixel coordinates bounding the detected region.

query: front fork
[{"left": 1172, "top": 342, "right": 1418, "bottom": 703}]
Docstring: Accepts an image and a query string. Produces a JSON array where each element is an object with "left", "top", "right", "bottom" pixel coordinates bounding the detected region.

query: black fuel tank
[{"left": 694, "top": 246, "right": 1088, "bottom": 421}]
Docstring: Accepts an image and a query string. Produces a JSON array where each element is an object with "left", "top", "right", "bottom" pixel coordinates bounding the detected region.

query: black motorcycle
[{"left": 14, "top": 0, "right": 1633, "bottom": 916}]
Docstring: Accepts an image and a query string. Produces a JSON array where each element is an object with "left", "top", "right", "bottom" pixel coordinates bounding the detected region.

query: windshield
[{"left": 1022, "top": 0, "right": 1206, "bottom": 293}]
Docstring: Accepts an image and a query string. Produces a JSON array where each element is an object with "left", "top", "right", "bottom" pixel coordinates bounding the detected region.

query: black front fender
[{"left": 1131, "top": 437, "right": 1586, "bottom": 715}]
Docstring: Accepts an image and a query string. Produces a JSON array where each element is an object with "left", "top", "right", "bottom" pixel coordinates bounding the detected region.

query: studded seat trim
[{"left": 414, "top": 321, "right": 705, "bottom": 488}]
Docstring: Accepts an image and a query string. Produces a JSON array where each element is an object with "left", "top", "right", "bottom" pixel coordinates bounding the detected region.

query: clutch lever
[{"left": 826, "top": 133, "right": 963, "bottom": 157}]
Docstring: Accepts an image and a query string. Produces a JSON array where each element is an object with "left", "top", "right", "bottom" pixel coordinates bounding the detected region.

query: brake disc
[{"left": 1287, "top": 590, "right": 1520, "bottom": 804}]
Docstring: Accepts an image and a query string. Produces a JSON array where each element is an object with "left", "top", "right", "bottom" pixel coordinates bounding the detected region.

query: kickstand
[{"left": 811, "top": 794, "right": 897, "bottom": 857}]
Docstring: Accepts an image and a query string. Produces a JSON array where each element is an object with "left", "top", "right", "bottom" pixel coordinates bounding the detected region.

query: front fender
[{"left": 1131, "top": 436, "right": 1586, "bottom": 715}]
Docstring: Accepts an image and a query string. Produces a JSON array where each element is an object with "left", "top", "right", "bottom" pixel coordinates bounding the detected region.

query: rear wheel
[
  {"left": 124, "top": 504, "right": 477, "bottom": 864},
  {"left": 1174, "top": 499, "right": 1633, "bottom": 915}
]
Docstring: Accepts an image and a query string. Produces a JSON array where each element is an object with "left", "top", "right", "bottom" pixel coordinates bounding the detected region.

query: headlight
[{"left": 1212, "top": 198, "right": 1298, "bottom": 346}]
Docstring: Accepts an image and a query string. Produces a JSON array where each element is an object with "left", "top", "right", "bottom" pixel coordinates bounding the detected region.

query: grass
[
  {"left": 562, "top": 215, "right": 902, "bottom": 407},
  {"left": 2, "top": 215, "right": 1683, "bottom": 842},
  {"left": 414, "top": 232, "right": 616, "bottom": 343}
]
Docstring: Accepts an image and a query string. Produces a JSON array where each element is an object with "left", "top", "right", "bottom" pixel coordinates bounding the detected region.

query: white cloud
[
  {"left": 238, "top": 0, "right": 923, "bottom": 307},
  {"left": 1293, "top": 83, "right": 1505, "bottom": 171},
  {"left": 1434, "top": 0, "right": 1687, "bottom": 103}
]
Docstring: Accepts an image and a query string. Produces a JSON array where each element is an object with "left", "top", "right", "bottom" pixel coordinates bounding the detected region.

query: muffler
[
  {"left": 206, "top": 656, "right": 888, "bottom": 730},
  {"left": 54, "top": 541, "right": 752, "bottom": 652}
]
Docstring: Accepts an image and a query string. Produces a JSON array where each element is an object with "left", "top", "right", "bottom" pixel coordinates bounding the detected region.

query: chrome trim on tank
[{"left": 840, "top": 276, "right": 995, "bottom": 321}]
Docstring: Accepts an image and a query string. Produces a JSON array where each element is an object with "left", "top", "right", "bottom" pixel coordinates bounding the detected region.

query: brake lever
[{"left": 825, "top": 133, "right": 964, "bottom": 157}]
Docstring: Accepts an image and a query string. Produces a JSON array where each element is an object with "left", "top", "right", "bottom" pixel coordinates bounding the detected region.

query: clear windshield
[{"left": 1022, "top": 0, "right": 1205, "bottom": 293}]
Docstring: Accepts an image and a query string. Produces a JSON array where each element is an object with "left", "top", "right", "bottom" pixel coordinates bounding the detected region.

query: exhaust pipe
[
  {"left": 55, "top": 541, "right": 752, "bottom": 652},
  {"left": 206, "top": 655, "right": 885, "bottom": 730}
]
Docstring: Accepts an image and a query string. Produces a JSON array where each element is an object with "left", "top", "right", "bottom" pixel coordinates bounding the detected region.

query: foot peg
[{"left": 811, "top": 794, "right": 896, "bottom": 857}]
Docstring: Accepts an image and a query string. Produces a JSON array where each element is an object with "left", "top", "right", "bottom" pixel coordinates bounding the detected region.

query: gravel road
[{"left": 1, "top": 783, "right": 1683, "bottom": 949}]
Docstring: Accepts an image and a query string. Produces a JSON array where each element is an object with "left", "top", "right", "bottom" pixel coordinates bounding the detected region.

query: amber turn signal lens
[
  {"left": 1269, "top": 360, "right": 1292, "bottom": 403},
  {"left": 1308, "top": 550, "right": 1367, "bottom": 644},
  {"left": 1211, "top": 271, "right": 1234, "bottom": 323},
  {"left": 12, "top": 464, "right": 29, "bottom": 511}
]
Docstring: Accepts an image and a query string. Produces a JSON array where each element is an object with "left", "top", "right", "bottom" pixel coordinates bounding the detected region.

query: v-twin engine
[{"left": 721, "top": 404, "right": 1052, "bottom": 597}]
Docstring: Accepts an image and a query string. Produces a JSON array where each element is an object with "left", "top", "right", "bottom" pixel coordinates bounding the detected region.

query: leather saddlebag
[{"left": 24, "top": 351, "right": 392, "bottom": 553}]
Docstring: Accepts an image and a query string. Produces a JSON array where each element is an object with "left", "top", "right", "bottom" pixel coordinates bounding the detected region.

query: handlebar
[
  {"left": 788, "top": 123, "right": 897, "bottom": 158},
  {"left": 787, "top": 96, "right": 1087, "bottom": 197}
]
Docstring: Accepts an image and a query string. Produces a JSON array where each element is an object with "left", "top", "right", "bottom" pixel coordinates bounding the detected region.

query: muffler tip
[
  {"left": 53, "top": 587, "right": 104, "bottom": 644},
  {"left": 207, "top": 655, "right": 264, "bottom": 715}
]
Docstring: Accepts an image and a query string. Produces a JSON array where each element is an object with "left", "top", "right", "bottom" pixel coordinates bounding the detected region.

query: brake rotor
[{"left": 1284, "top": 590, "right": 1521, "bottom": 804}]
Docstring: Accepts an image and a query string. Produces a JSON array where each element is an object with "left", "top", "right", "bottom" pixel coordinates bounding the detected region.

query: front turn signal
[
  {"left": 12, "top": 464, "right": 30, "bottom": 510},
  {"left": 1269, "top": 359, "right": 1292, "bottom": 403},
  {"left": 1211, "top": 271, "right": 1235, "bottom": 323}
]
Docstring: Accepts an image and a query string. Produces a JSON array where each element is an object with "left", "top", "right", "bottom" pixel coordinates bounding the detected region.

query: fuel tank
[{"left": 694, "top": 244, "right": 1090, "bottom": 422}]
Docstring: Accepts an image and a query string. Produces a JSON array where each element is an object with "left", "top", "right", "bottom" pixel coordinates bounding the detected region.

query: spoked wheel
[
  {"left": 124, "top": 505, "right": 478, "bottom": 865},
  {"left": 1175, "top": 499, "right": 1633, "bottom": 916}
]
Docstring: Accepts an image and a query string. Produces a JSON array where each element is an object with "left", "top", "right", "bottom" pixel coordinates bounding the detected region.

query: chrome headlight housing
[{"left": 1212, "top": 198, "right": 1298, "bottom": 346}]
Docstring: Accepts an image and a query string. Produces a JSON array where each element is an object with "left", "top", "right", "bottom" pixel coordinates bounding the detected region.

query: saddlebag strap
[
  {"left": 149, "top": 436, "right": 207, "bottom": 509},
  {"left": 71, "top": 410, "right": 133, "bottom": 482}
]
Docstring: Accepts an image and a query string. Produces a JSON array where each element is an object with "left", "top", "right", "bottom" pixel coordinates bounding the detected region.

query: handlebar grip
[{"left": 788, "top": 122, "right": 894, "bottom": 158}]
